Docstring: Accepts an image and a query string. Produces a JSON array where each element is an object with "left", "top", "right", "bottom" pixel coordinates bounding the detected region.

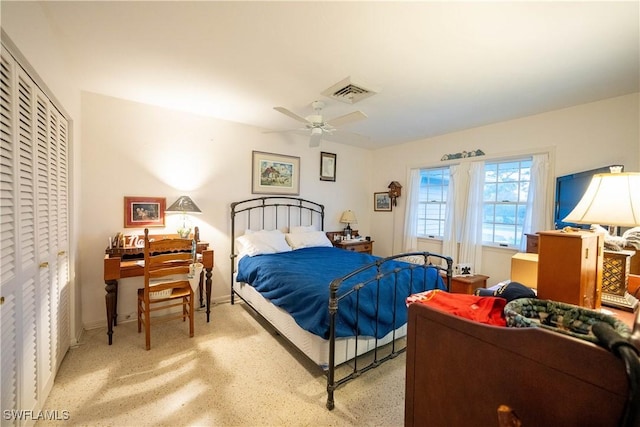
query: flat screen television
[{"left": 554, "top": 164, "right": 623, "bottom": 230}]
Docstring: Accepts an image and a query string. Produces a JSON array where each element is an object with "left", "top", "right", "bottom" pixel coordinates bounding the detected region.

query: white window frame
[
  {"left": 415, "top": 156, "right": 535, "bottom": 248},
  {"left": 416, "top": 166, "right": 449, "bottom": 238},
  {"left": 482, "top": 157, "right": 533, "bottom": 248}
]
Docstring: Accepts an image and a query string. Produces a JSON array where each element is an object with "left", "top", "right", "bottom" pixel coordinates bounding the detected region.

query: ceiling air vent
[{"left": 321, "top": 77, "right": 377, "bottom": 104}]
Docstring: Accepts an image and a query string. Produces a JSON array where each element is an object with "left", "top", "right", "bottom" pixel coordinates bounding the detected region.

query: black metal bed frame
[{"left": 230, "top": 196, "right": 453, "bottom": 410}]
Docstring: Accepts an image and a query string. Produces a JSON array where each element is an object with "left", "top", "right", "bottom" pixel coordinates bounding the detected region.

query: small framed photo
[
  {"left": 124, "top": 196, "right": 166, "bottom": 228},
  {"left": 252, "top": 151, "right": 300, "bottom": 195},
  {"left": 374, "top": 192, "right": 392, "bottom": 212},
  {"left": 320, "top": 152, "right": 337, "bottom": 182}
]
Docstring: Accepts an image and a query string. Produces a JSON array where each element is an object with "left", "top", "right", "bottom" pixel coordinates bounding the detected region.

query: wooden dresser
[
  {"left": 536, "top": 230, "right": 604, "bottom": 309},
  {"left": 526, "top": 231, "right": 640, "bottom": 298}
]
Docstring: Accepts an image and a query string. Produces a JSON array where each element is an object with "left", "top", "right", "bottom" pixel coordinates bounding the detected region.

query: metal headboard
[{"left": 230, "top": 196, "right": 325, "bottom": 302}]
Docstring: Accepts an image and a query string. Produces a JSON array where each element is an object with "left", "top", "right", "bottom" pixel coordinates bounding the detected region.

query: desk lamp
[
  {"left": 166, "top": 196, "right": 202, "bottom": 238},
  {"left": 340, "top": 210, "right": 357, "bottom": 240},
  {"left": 563, "top": 167, "right": 640, "bottom": 310}
]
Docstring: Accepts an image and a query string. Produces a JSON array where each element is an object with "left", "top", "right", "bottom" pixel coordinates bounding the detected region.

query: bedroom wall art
[
  {"left": 252, "top": 150, "right": 300, "bottom": 195},
  {"left": 320, "top": 151, "right": 337, "bottom": 182},
  {"left": 124, "top": 196, "right": 166, "bottom": 228},
  {"left": 374, "top": 192, "right": 392, "bottom": 212}
]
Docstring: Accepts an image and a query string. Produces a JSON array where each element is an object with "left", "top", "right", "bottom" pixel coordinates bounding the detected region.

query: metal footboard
[{"left": 326, "top": 251, "right": 453, "bottom": 410}]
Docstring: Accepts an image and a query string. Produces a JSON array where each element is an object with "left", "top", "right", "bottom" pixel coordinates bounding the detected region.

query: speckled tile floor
[{"left": 36, "top": 302, "right": 405, "bottom": 427}]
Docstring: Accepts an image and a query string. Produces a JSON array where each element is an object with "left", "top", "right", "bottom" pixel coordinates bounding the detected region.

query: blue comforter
[{"left": 236, "top": 246, "right": 445, "bottom": 338}]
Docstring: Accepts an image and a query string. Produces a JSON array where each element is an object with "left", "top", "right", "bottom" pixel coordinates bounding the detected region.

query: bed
[{"left": 230, "top": 196, "right": 453, "bottom": 409}]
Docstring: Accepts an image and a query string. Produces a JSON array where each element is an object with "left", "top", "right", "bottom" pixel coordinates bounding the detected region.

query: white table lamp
[{"left": 166, "top": 195, "right": 202, "bottom": 238}]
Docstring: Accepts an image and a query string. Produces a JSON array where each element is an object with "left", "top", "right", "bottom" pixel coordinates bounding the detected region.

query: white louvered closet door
[{"left": 0, "top": 44, "right": 70, "bottom": 426}]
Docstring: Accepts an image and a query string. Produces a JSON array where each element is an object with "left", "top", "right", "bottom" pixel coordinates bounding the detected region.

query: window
[
  {"left": 416, "top": 157, "right": 532, "bottom": 247},
  {"left": 482, "top": 158, "right": 532, "bottom": 247},
  {"left": 416, "top": 167, "right": 449, "bottom": 238}
]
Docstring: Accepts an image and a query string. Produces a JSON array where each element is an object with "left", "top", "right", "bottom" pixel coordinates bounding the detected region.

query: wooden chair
[{"left": 137, "top": 228, "right": 195, "bottom": 350}]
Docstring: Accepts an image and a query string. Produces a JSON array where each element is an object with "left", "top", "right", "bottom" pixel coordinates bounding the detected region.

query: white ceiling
[{"left": 19, "top": 1, "right": 640, "bottom": 149}]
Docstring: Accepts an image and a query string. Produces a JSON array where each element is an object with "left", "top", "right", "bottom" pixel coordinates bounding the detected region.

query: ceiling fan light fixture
[
  {"left": 309, "top": 128, "right": 323, "bottom": 147},
  {"left": 307, "top": 114, "right": 323, "bottom": 124}
]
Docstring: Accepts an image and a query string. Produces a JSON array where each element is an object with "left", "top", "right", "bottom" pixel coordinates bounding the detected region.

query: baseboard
[{"left": 83, "top": 295, "right": 232, "bottom": 331}]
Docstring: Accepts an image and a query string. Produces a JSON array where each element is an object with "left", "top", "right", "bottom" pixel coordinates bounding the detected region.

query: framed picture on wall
[
  {"left": 252, "top": 151, "right": 300, "bottom": 195},
  {"left": 124, "top": 196, "right": 166, "bottom": 228},
  {"left": 374, "top": 192, "right": 392, "bottom": 212},
  {"left": 320, "top": 152, "right": 337, "bottom": 182}
]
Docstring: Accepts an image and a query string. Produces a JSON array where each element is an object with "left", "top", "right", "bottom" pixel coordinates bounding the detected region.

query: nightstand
[
  {"left": 440, "top": 272, "right": 489, "bottom": 294},
  {"left": 333, "top": 239, "right": 374, "bottom": 255}
]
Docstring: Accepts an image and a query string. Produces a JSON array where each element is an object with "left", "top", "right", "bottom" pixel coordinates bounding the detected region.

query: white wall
[
  {"left": 79, "top": 92, "right": 373, "bottom": 329},
  {"left": 370, "top": 93, "right": 640, "bottom": 285}
]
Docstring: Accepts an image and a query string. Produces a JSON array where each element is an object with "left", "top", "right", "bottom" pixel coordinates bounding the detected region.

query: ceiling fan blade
[
  {"left": 274, "top": 107, "right": 310, "bottom": 124},
  {"left": 325, "top": 110, "right": 367, "bottom": 127},
  {"left": 263, "top": 128, "right": 300, "bottom": 134},
  {"left": 321, "top": 129, "right": 370, "bottom": 145}
]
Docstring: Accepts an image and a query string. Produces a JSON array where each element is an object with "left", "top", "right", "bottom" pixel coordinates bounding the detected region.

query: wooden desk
[{"left": 103, "top": 229, "right": 214, "bottom": 345}]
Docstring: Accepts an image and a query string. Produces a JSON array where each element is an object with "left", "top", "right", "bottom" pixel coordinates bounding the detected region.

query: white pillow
[
  {"left": 244, "top": 227, "right": 289, "bottom": 234},
  {"left": 236, "top": 230, "right": 292, "bottom": 257},
  {"left": 285, "top": 231, "right": 333, "bottom": 250},
  {"left": 289, "top": 225, "right": 318, "bottom": 233}
]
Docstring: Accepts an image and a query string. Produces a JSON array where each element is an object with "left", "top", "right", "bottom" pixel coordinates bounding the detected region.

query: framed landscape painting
[
  {"left": 124, "top": 196, "right": 166, "bottom": 228},
  {"left": 374, "top": 192, "right": 392, "bottom": 212},
  {"left": 252, "top": 151, "right": 300, "bottom": 195}
]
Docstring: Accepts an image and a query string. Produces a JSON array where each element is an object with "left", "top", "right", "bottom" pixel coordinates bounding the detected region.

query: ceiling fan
[{"left": 271, "top": 100, "right": 368, "bottom": 147}]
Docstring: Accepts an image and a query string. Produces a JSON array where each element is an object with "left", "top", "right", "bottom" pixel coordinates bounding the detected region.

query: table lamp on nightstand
[
  {"left": 340, "top": 210, "right": 357, "bottom": 240},
  {"left": 166, "top": 195, "right": 202, "bottom": 238},
  {"left": 563, "top": 167, "right": 640, "bottom": 311}
]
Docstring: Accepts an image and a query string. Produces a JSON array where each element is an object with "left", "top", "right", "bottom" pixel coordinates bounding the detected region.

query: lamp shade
[
  {"left": 562, "top": 172, "right": 640, "bottom": 227},
  {"left": 166, "top": 196, "right": 202, "bottom": 214},
  {"left": 340, "top": 210, "right": 357, "bottom": 224}
]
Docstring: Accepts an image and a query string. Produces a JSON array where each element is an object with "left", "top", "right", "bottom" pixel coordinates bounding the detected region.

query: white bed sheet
[{"left": 233, "top": 279, "right": 407, "bottom": 369}]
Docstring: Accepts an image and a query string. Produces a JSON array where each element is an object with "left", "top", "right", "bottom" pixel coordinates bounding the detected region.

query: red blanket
[{"left": 407, "top": 290, "right": 506, "bottom": 326}]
